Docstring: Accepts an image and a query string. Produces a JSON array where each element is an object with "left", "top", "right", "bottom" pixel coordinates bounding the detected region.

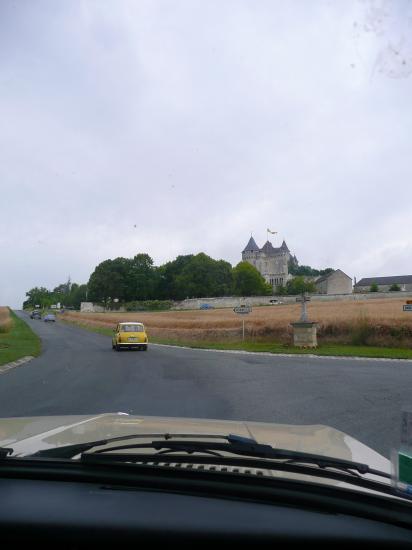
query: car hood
[{"left": 0, "top": 412, "right": 390, "bottom": 473}]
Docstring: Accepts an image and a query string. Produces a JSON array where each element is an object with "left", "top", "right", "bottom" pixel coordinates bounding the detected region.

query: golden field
[{"left": 61, "top": 298, "right": 412, "bottom": 347}]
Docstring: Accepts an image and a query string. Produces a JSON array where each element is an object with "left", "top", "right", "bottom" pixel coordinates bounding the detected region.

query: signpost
[
  {"left": 233, "top": 305, "right": 252, "bottom": 341},
  {"left": 403, "top": 305, "right": 412, "bottom": 312}
]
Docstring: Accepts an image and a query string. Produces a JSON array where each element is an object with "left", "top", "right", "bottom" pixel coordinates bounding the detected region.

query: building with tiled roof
[{"left": 354, "top": 275, "right": 412, "bottom": 292}]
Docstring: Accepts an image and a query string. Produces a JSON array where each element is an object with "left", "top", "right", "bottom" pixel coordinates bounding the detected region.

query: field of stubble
[{"left": 61, "top": 298, "right": 412, "bottom": 347}]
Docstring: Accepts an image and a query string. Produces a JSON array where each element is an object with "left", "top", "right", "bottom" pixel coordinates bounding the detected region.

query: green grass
[
  {"left": 0, "top": 310, "right": 41, "bottom": 366},
  {"left": 148, "top": 338, "right": 412, "bottom": 359},
  {"left": 59, "top": 317, "right": 412, "bottom": 360}
]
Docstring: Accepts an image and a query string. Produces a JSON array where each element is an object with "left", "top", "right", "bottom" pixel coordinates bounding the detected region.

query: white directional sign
[
  {"left": 233, "top": 305, "right": 251, "bottom": 340},
  {"left": 233, "top": 305, "right": 252, "bottom": 314},
  {"left": 403, "top": 305, "right": 412, "bottom": 312}
]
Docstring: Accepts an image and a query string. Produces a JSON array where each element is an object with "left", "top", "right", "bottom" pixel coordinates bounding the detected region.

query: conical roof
[
  {"left": 260, "top": 240, "right": 275, "bottom": 254},
  {"left": 242, "top": 236, "right": 259, "bottom": 252},
  {"left": 280, "top": 240, "right": 290, "bottom": 252}
]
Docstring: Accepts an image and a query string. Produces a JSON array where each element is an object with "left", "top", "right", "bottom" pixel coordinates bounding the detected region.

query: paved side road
[{"left": 1, "top": 310, "right": 411, "bottom": 458}]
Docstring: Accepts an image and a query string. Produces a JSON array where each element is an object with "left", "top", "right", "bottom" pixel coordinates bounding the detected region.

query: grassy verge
[
  {"left": 0, "top": 310, "right": 41, "bottom": 366},
  {"left": 59, "top": 317, "right": 412, "bottom": 360}
]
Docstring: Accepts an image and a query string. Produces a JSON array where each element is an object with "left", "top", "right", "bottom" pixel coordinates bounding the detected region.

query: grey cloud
[{"left": 1, "top": 0, "right": 412, "bottom": 307}]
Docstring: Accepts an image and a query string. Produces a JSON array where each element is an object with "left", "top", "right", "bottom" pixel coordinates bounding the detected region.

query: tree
[
  {"left": 156, "top": 254, "right": 233, "bottom": 300},
  {"left": 126, "top": 253, "right": 158, "bottom": 301},
  {"left": 173, "top": 254, "right": 233, "bottom": 299},
  {"left": 23, "top": 287, "right": 55, "bottom": 309},
  {"left": 87, "top": 258, "right": 129, "bottom": 304},
  {"left": 53, "top": 277, "right": 71, "bottom": 296},
  {"left": 24, "top": 281, "right": 87, "bottom": 310},
  {"left": 288, "top": 259, "right": 334, "bottom": 277},
  {"left": 285, "top": 276, "right": 316, "bottom": 295},
  {"left": 319, "top": 268, "right": 334, "bottom": 276},
  {"left": 232, "top": 262, "right": 272, "bottom": 296},
  {"left": 370, "top": 282, "right": 379, "bottom": 292},
  {"left": 275, "top": 284, "right": 287, "bottom": 296},
  {"left": 68, "top": 284, "right": 87, "bottom": 309},
  {"left": 157, "top": 255, "right": 194, "bottom": 300},
  {"left": 389, "top": 283, "right": 401, "bottom": 291}
]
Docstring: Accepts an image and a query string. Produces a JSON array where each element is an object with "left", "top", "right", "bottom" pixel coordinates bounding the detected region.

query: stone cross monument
[
  {"left": 296, "top": 292, "right": 311, "bottom": 322},
  {"left": 291, "top": 292, "right": 318, "bottom": 348}
]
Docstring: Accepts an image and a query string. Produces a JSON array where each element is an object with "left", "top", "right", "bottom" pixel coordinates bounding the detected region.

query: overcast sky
[{"left": 1, "top": 0, "right": 412, "bottom": 307}]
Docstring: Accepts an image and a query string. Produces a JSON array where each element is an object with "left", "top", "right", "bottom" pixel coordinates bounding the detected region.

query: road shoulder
[
  {"left": 0, "top": 355, "right": 35, "bottom": 374},
  {"left": 0, "top": 310, "right": 41, "bottom": 367}
]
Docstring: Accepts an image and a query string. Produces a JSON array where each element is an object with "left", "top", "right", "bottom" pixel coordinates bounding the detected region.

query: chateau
[{"left": 242, "top": 236, "right": 296, "bottom": 291}]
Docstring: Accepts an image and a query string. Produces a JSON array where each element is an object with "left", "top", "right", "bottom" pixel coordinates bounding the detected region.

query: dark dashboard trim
[{"left": 1, "top": 458, "right": 412, "bottom": 531}]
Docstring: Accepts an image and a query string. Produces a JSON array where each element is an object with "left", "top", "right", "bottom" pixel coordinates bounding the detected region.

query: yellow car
[{"left": 112, "top": 322, "right": 148, "bottom": 351}]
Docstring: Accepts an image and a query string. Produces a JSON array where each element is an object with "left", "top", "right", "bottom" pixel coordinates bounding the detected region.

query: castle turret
[
  {"left": 280, "top": 240, "right": 289, "bottom": 252},
  {"left": 242, "top": 236, "right": 259, "bottom": 264},
  {"left": 242, "top": 236, "right": 259, "bottom": 253}
]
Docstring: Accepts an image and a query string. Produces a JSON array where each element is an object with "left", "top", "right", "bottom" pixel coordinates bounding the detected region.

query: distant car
[
  {"left": 44, "top": 314, "right": 56, "bottom": 322},
  {"left": 200, "top": 304, "right": 214, "bottom": 310},
  {"left": 112, "top": 322, "right": 148, "bottom": 351},
  {"left": 30, "top": 311, "right": 41, "bottom": 319},
  {"left": 269, "top": 299, "right": 283, "bottom": 305}
]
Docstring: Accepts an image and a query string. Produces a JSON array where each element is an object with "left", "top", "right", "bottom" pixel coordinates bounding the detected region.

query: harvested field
[
  {"left": 61, "top": 298, "right": 412, "bottom": 347},
  {"left": 0, "top": 307, "right": 12, "bottom": 334}
]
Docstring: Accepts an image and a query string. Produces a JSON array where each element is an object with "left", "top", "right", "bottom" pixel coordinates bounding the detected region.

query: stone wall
[
  {"left": 80, "top": 302, "right": 126, "bottom": 313},
  {"left": 172, "top": 291, "right": 412, "bottom": 310},
  {"left": 81, "top": 291, "right": 412, "bottom": 313}
]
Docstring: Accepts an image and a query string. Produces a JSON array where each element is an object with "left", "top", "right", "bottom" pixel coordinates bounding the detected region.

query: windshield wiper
[
  {"left": 81, "top": 434, "right": 389, "bottom": 479},
  {"left": 18, "top": 433, "right": 390, "bottom": 482},
  {"left": 3, "top": 434, "right": 396, "bottom": 496},
  {"left": 0, "top": 448, "right": 13, "bottom": 459},
  {"left": 27, "top": 433, "right": 232, "bottom": 459}
]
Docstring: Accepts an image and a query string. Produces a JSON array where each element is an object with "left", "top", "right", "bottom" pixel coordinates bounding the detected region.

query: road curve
[{"left": 1, "top": 310, "right": 411, "bottom": 458}]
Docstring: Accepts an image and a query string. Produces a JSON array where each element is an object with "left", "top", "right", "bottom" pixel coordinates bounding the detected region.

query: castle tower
[
  {"left": 242, "top": 236, "right": 294, "bottom": 292},
  {"left": 242, "top": 236, "right": 259, "bottom": 263}
]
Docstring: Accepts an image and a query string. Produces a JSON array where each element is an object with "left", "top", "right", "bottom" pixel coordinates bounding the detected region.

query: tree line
[
  {"left": 23, "top": 251, "right": 331, "bottom": 309},
  {"left": 86, "top": 253, "right": 272, "bottom": 304},
  {"left": 23, "top": 280, "right": 87, "bottom": 310},
  {"left": 23, "top": 253, "right": 273, "bottom": 309}
]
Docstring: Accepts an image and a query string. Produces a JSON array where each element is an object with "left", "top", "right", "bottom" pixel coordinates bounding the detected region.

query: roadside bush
[
  {"left": 0, "top": 322, "right": 12, "bottom": 334},
  {"left": 389, "top": 284, "right": 401, "bottom": 291},
  {"left": 350, "top": 315, "right": 373, "bottom": 345},
  {"left": 0, "top": 307, "right": 12, "bottom": 333}
]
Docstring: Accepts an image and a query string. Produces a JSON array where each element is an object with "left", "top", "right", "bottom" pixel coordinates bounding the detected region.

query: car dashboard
[{"left": 2, "top": 464, "right": 412, "bottom": 548}]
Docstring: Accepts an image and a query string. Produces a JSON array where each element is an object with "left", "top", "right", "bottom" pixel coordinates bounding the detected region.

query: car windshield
[{"left": 1, "top": 0, "right": 412, "bottom": 503}]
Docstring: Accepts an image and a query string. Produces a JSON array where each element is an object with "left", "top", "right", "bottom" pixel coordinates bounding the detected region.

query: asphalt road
[{"left": 1, "top": 311, "right": 412, "bottom": 458}]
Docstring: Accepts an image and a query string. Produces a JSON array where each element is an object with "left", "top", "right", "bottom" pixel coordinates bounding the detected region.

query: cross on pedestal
[{"left": 296, "top": 293, "right": 311, "bottom": 322}]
